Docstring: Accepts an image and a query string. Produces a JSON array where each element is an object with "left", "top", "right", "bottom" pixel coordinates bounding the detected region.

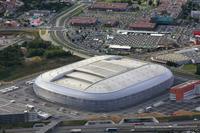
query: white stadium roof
[{"left": 35, "top": 55, "right": 173, "bottom": 100}]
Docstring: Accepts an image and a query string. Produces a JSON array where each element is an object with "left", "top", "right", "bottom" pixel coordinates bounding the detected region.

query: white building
[{"left": 34, "top": 55, "right": 174, "bottom": 112}]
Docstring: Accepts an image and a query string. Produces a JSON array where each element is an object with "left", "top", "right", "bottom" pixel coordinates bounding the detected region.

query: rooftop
[
  {"left": 129, "top": 21, "right": 156, "bottom": 29},
  {"left": 90, "top": 2, "right": 128, "bottom": 11},
  {"left": 39, "top": 56, "right": 171, "bottom": 94},
  {"left": 171, "top": 80, "right": 200, "bottom": 90},
  {"left": 68, "top": 17, "right": 97, "bottom": 25}
]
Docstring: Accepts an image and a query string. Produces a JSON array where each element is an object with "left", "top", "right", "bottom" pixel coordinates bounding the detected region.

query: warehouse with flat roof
[
  {"left": 68, "top": 17, "right": 98, "bottom": 26},
  {"left": 170, "top": 80, "right": 200, "bottom": 101},
  {"left": 129, "top": 21, "right": 157, "bottom": 31},
  {"left": 89, "top": 2, "right": 128, "bottom": 11},
  {"left": 33, "top": 55, "right": 174, "bottom": 112}
]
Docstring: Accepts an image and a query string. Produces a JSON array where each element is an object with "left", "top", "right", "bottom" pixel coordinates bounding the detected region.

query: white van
[{"left": 105, "top": 128, "right": 118, "bottom": 132}]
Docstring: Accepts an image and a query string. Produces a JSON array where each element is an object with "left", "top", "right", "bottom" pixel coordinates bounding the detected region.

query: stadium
[{"left": 33, "top": 55, "right": 174, "bottom": 112}]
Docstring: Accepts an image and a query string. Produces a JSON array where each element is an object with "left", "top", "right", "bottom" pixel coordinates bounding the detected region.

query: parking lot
[
  {"left": 0, "top": 77, "right": 88, "bottom": 119},
  {"left": 0, "top": 97, "right": 26, "bottom": 114},
  {"left": 0, "top": 75, "right": 200, "bottom": 119}
]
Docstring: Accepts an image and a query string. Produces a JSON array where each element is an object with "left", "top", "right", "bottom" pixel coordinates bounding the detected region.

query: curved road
[
  {"left": 0, "top": 4, "right": 98, "bottom": 58},
  {"left": 48, "top": 3, "right": 101, "bottom": 58}
]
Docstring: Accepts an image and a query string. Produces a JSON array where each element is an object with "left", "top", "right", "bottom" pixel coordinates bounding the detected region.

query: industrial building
[
  {"left": 109, "top": 33, "right": 169, "bottom": 50},
  {"left": 193, "top": 30, "right": 200, "bottom": 36},
  {"left": 151, "top": 16, "right": 174, "bottom": 25},
  {"left": 153, "top": 0, "right": 187, "bottom": 19},
  {"left": 119, "top": 117, "right": 159, "bottom": 125},
  {"left": 153, "top": 48, "right": 200, "bottom": 66},
  {"left": 104, "top": 20, "right": 119, "bottom": 27},
  {"left": 170, "top": 80, "right": 200, "bottom": 101},
  {"left": 89, "top": 2, "right": 128, "bottom": 11},
  {"left": 0, "top": 112, "right": 38, "bottom": 124},
  {"left": 4, "top": 20, "right": 18, "bottom": 27},
  {"left": 27, "top": 10, "right": 51, "bottom": 17},
  {"left": 153, "top": 53, "right": 192, "bottom": 66},
  {"left": 191, "top": 11, "right": 200, "bottom": 19},
  {"left": 129, "top": 21, "right": 157, "bottom": 31},
  {"left": 68, "top": 17, "right": 98, "bottom": 26},
  {"left": 34, "top": 55, "right": 174, "bottom": 112}
]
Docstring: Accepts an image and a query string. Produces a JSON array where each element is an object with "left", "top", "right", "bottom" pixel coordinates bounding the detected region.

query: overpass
[
  {"left": 0, "top": 3, "right": 96, "bottom": 58},
  {"left": 0, "top": 26, "right": 67, "bottom": 32},
  {"left": 47, "top": 3, "right": 98, "bottom": 58},
  {"left": 36, "top": 120, "right": 62, "bottom": 133},
  {"left": 56, "top": 125, "right": 200, "bottom": 133}
]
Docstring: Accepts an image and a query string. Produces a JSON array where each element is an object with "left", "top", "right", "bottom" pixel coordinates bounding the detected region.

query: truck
[{"left": 105, "top": 128, "right": 118, "bottom": 132}]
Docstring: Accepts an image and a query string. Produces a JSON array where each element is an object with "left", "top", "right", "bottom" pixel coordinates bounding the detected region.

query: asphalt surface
[
  {"left": 1, "top": 3, "right": 200, "bottom": 133},
  {"left": 48, "top": 3, "right": 96, "bottom": 58},
  {"left": 5, "top": 121, "right": 200, "bottom": 133},
  {"left": 0, "top": 73, "right": 198, "bottom": 119},
  {"left": 56, "top": 125, "right": 200, "bottom": 133},
  {"left": 0, "top": 2, "right": 200, "bottom": 120}
]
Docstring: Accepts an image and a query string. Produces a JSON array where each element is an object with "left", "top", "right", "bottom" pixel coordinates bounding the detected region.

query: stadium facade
[{"left": 33, "top": 55, "right": 174, "bottom": 112}]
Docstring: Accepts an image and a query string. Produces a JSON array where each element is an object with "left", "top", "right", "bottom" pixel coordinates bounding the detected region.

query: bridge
[{"left": 0, "top": 26, "right": 67, "bottom": 32}]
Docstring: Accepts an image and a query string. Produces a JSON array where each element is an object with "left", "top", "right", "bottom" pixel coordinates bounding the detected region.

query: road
[
  {"left": 5, "top": 121, "right": 200, "bottom": 133},
  {"left": 0, "top": 3, "right": 94, "bottom": 58},
  {"left": 56, "top": 125, "right": 200, "bottom": 133},
  {"left": 1, "top": 3, "right": 200, "bottom": 133},
  {"left": 48, "top": 3, "right": 98, "bottom": 58},
  {"left": 0, "top": 26, "right": 67, "bottom": 32},
  {"left": 0, "top": 38, "right": 24, "bottom": 50}
]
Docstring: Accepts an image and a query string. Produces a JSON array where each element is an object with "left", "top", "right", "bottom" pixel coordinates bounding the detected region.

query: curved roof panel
[{"left": 35, "top": 55, "right": 173, "bottom": 100}]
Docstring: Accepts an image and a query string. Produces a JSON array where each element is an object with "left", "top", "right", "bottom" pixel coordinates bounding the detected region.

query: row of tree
[
  {"left": 22, "top": 40, "right": 71, "bottom": 58},
  {"left": 0, "top": 45, "right": 23, "bottom": 67},
  {"left": 18, "top": 0, "right": 72, "bottom": 12},
  {"left": 0, "top": 39, "right": 71, "bottom": 80},
  {"left": 98, "top": 0, "right": 160, "bottom": 5},
  {"left": 97, "top": 0, "right": 141, "bottom": 4}
]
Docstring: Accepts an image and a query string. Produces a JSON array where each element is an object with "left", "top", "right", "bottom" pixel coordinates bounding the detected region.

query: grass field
[
  {"left": 0, "top": 56, "right": 82, "bottom": 82},
  {"left": 61, "top": 120, "right": 87, "bottom": 126},
  {"left": 181, "top": 64, "right": 197, "bottom": 74}
]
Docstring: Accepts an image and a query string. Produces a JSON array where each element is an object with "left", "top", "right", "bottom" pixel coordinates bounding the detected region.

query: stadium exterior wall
[{"left": 33, "top": 78, "right": 173, "bottom": 112}]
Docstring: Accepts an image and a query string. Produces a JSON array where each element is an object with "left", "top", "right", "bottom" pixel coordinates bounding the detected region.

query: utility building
[{"left": 170, "top": 80, "right": 200, "bottom": 101}]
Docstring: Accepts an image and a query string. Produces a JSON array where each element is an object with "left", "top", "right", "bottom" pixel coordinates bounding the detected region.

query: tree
[
  {"left": 0, "top": 128, "right": 6, "bottom": 133},
  {"left": 196, "top": 64, "right": 200, "bottom": 75},
  {"left": 44, "top": 50, "right": 70, "bottom": 58},
  {"left": 27, "top": 40, "right": 51, "bottom": 49},
  {"left": 27, "top": 48, "right": 45, "bottom": 57},
  {"left": 0, "top": 45, "right": 23, "bottom": 67}
]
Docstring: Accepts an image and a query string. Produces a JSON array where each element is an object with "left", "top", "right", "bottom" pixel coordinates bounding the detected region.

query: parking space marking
[
  {"left": 10, "top": 104, "right": 27, "bottom": 111},
  {"left": 15, "top": 103, "right": 27, "bottom": 108},
  {"left": 0, "top": 97, "right": 10, "bottom": 103},
  {"left": 0, "top": 102, "right": 12, "bottom": 108},
  {"left": 3, "top": 105, "right": 22, "bottom": 112},
  {"left": 0, "top": 108, "right": 11, "bottom": 113}
]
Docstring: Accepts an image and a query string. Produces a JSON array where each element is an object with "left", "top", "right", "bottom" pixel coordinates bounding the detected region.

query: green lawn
[
  {"left": 61, "top": 120, "right": 87, "bottom": 126},
  {"left": 181, "top": 64, "right": 197, "bottom": 74}
]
